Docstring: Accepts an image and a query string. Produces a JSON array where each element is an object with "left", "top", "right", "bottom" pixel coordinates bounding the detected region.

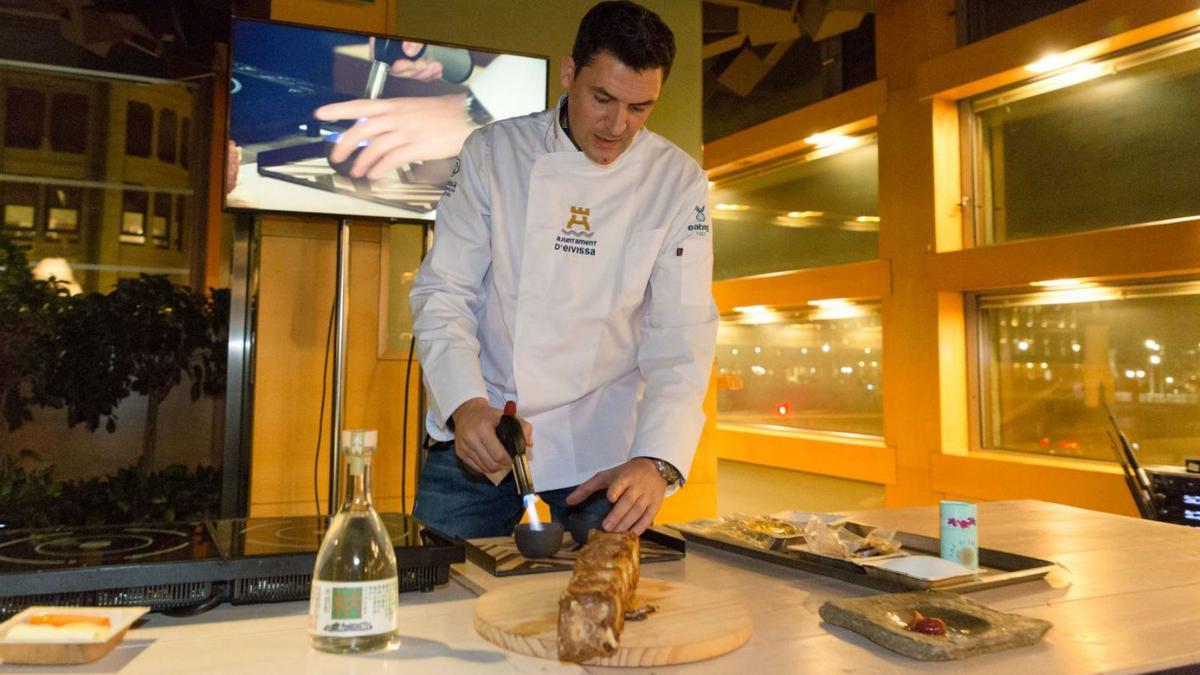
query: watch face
[{"left": 653, "top": 459, "right": 678, "bottom": 485}]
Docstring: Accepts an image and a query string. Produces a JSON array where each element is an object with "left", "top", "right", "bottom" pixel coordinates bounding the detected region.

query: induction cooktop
[{"left": 0, "top": 513, "right": 463, "bottom": 619}]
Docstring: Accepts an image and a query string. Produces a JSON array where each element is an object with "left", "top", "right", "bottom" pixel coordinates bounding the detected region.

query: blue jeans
[{"left": 412, "top": 441, "right": 613, "bottom": 539}]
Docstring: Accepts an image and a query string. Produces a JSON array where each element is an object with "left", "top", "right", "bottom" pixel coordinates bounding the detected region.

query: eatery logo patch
[
  {"left": 687, "top": 204, "right": 709, "bottom": 236},
  {"left": 556, "top": 204, "right": 597, "bottom": 256},
  {"left": 442, "top": 158, "right": 461, "bottom": 198}
]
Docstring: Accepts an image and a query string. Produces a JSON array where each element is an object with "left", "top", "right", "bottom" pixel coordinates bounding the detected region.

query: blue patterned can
[{"left": 939, "top": 500, "right": 979, "bottom": 569}]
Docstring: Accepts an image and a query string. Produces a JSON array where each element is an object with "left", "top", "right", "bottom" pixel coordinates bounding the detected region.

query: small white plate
[
  {"left": 859, "top": 555, "right": 978, "bottom": 582},
  {"left": 0, "top": 606, "right": 147, "bottom": 644},
  {"left": 0, "top": 606, "right": 149, "bottom": 665}
]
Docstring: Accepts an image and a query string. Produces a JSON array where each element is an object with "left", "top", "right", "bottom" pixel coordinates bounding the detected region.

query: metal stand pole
[{"left": 329, "top": 217, "right": 351, "bottom": 514}]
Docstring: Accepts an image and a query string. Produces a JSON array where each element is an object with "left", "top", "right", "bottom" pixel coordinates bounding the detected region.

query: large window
[
  {"left": 957, "top": 0, "right": 1086, "bottom": 45},
  {"left": 966, "top": 31, "right": 1200, "bottom": 244},
  {"left": 976, "top": 281, "right": 1200, "bottom": 466},
  {"left": 716, "top": 301, "right": 882, "bottom": 437},
  {"left": 1, "top": 181, "right": 37, "bottom": 238},
  {"left": 702, "top": 4, "right": 876, "bottom": 144},
  {"left": 45, "top": 185, "right": 82, "bottom": 242},
  {"left": 124, "top": 100, "right": 153, "bottom": 157},
  {"left": 0, "top": 60, "right": 233, "bottom": 530},
  {"left": 120, "top": 189, "right": 147, "bottom": 244},
  {"left": 4, "top": 87, "right": 44, "bottom": 149},
  {"left": 151, "top": 192, "right": 171, "bottom": 248},
  {"left": 711, "top": 136, "right": 879, "bottom": 280},
  {"left": 50, "top": 92, "right": 88, "bottom": 153},
  {"left": 157, "top": 108, "right": 177, "bottom": 163}
]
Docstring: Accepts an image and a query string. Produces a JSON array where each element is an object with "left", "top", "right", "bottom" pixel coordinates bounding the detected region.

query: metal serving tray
[{"left": 669, "top": 521, "right": 1056, "bottom": 593}]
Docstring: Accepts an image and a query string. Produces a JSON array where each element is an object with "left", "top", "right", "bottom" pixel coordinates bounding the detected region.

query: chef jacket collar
[{"left": 547, "top": 94, "right": 645, "bottom": 166}]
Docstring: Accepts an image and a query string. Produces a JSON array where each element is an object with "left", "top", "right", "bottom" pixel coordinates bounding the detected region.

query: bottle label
[{"left": 307, "top": 578, "right": 398, "bottom": 637}]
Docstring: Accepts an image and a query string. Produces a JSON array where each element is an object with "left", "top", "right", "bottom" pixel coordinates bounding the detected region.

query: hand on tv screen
[
  {"left": 385, "top": 40, "right": 443, "bottom": 81},
  {"left": 314, "top": 95, "right": 473, "bottom": 180}
]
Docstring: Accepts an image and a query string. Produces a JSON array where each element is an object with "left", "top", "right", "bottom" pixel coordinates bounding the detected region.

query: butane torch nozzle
[{"left": 496, "top": 400, "right": 534, "bottom": 497}]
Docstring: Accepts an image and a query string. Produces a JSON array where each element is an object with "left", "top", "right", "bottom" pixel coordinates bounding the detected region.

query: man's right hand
[{"left": 450, "top": 397, "right": 533, "bottom": 475}]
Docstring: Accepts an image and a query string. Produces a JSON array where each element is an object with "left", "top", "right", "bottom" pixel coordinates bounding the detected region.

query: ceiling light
[
  {"left": 808, "top": 298, "right": 852, "bottom": 308},
  {"left": 804, "top": 133, "right": 857, "bottom": 150},
  {"left": 855, "top": 215, "right": 880, "bottom": 223},
  {"left": 787, "top": 210, "right": 824, "bottom": 218},
  {"left": 715, "top": 203, "right": 750, "bottom": 211},
  {"left": 1031, "top": 278, "right": 1089, "bottom": 288},
  {"left": 1026, "top": 53, "right": 1074, "bottom": 73}
]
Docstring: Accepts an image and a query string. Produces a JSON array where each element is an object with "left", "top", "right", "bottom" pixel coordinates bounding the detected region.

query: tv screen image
[{"left": 224, "top": 18, "right": 548, "bottom": 221}]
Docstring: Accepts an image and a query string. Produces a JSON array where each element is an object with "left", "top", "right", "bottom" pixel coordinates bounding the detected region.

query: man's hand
[
  {"left": 450, "top": 397, "right": 532, "bottom": 475},
  {"left": 565, "top": 458, "right": 667, "bottom": 535},
  {"left": 388, "top": 41, "right": 443, "bottom": 81},
  {"left": 313, "top": 94, "right": 475, "bottom": 179}
]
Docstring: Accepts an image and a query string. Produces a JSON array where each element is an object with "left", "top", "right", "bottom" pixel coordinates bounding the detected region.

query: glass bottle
[{"left": 308, "top": 430, "right": 399, "bottom": 653}]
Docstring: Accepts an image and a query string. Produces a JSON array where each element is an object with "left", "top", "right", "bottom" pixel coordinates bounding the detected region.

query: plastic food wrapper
[
  {"left": 673, "top": 512, "right": 899, "bottom": 558},
  {"left": 803, "top": 515, "right": 903, "bottom": 560},
  {"left": 673, "top": 513, "right": 806, "bottom": 551}
]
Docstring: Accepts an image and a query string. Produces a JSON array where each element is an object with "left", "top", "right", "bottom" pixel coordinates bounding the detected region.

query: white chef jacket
[{"left": 410, "top": 95, "right": 717, "bottom": 492}]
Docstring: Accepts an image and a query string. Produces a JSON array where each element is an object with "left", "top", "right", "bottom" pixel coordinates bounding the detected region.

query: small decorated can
[{"left": 939, "top": 500, "right": 979, "bottom": 569}]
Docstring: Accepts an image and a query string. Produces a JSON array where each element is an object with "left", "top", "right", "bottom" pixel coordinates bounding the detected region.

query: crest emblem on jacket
[{"left": 554, "top": 204, "right": 597, "bottom": 256}]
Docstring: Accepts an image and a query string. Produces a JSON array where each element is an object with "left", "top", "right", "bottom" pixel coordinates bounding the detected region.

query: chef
[{"left": 408, "top": 0, "right": 717, "bottom": 538}]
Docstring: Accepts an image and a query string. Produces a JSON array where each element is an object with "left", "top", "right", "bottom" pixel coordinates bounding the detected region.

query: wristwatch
[{"left": 648, "top": 458, "right": 683, "bottom": 488}]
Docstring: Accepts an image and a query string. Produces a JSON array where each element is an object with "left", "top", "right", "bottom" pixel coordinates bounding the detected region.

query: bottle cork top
[{"left": 341, "top": 429, "right": 378, "bottom": 455}]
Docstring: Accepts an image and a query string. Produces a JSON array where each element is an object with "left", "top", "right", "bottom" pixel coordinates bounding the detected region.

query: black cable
[
  {"left": 161, "top": 585, "right": 226, "bottom": 617},
  {"left": 401, "top": 333, "right": 416, "bottom": 514},
  {"left": 313, "top": 299, "right": 336, "bottom": 519}
]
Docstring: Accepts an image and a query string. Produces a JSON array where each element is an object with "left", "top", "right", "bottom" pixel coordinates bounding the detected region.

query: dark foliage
[
  {"left": 0, "top": 455, "right": 221, "bottom": 529},
  {"left": 0, "top": 238, "right": 68, "bottom": 431}
]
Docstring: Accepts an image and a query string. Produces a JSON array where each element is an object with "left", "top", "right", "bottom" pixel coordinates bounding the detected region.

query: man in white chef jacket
[{"left": 408, "top": 1, "right": 717, "bottom": 539}]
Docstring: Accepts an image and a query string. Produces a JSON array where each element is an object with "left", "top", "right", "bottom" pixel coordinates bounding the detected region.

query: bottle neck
[{"left": 341, "top": 454, "right": 373, "bottom": 512}]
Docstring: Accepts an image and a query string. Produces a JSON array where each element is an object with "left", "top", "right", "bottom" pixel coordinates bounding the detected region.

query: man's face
[{"left": 560, "top": 50, "right": 662, "bottom": 165}]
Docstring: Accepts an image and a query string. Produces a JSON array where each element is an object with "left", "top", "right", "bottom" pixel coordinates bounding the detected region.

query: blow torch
[
  {"left": 362, "top": 39, "right": 474, "bottom": 100},
  {"left": 495, "top": 400, "right": 534, "bottom": 497}
]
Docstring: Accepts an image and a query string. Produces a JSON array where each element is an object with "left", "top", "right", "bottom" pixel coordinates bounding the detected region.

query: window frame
[
  {"left": 704, "top": 82, "right": 893, "bottom": 483},
  {"left": 958, "top": 27, "right": 1200, "bottom": 248}
]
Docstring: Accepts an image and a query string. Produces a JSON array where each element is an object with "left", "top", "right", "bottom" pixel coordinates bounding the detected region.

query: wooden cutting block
[{"left": 474, "top": 577, "right": 752, "bottom": 667}]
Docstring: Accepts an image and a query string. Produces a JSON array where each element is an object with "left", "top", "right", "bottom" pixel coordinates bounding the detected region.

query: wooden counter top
[{"left": 4, "top": 500, "right": 1196, "bottom": 673}]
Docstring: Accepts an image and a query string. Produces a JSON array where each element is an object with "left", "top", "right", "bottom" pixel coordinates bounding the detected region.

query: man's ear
[{"left": 560, "top": 55, "right": 576, "bottom": 91}]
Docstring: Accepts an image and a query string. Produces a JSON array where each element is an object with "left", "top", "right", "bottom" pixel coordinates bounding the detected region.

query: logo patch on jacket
[
  {"left": 555, "top": 205, "right": 596, "bottom": 256},
  {"left": 441, "top": 159, "right": 461, "bottom": 198},
  {"left": 687, "top": 205, "right": 709, "bottom": 236}
]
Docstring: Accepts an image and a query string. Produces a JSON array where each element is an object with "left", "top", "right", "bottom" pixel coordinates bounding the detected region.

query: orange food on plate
[{"left": 28, "top": 614, "right": 111, "bottom": 628}]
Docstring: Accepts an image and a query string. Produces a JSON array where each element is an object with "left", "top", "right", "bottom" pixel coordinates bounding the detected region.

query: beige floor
[{"left": 715, "top": 459, "right": 885, "bottom": 515}]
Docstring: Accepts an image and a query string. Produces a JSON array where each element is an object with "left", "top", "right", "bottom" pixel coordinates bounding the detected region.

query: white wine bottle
[{"left": 308, "top": 430, "right": 399, "bottom": 653}]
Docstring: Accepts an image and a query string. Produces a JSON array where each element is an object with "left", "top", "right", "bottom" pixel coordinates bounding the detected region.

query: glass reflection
[
  {"left": 979, "top": 281, "right": 1200, "bottom": 465},
  {"left": 716, "top": 302, "right": 882, "bottom": 436},
  {"left": 970, "top": 32, "right": 1200, "bottom": 243},
  {"left": 711, "top": 137, "right": 879, "bottom": 280}
]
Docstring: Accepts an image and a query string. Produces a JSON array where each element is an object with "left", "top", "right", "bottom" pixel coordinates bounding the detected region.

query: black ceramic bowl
[
  {"left": 513, "top": 522, "right": 564, "bottom": 559},
  {"left": 566, "top": 512, "right": 606, "bottom": 547}
]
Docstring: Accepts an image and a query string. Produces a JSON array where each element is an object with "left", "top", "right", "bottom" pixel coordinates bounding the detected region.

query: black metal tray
[
  {"left": 669, "top": 521, "right": 1056, "bottom": 593},
  {"left": 465, "top": 527, "right": 685, "bottom": 577}
]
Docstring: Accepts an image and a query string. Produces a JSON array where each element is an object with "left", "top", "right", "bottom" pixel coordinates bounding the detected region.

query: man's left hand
[{"left": 565, "top": 458, "right": 666, "bottom": 535}]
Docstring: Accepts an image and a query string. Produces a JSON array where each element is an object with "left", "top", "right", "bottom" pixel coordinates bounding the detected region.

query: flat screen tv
[{"left": 224, "top": 18, "right": 548, "bottom": 221}]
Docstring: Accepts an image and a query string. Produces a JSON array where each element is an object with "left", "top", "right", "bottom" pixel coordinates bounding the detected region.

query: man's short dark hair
[{"left": 572, "top": 1, "right": 676, "bottom": 81}]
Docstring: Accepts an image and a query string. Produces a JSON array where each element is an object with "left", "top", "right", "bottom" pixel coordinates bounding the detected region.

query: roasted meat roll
[{"left": 557, "top": 530, "right": 641, "bottom": 662}]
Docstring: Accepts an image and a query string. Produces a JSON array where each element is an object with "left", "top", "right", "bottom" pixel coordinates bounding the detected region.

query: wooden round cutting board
[{"left": 474, "top": 577, "right": 752, "bottom": 667}]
